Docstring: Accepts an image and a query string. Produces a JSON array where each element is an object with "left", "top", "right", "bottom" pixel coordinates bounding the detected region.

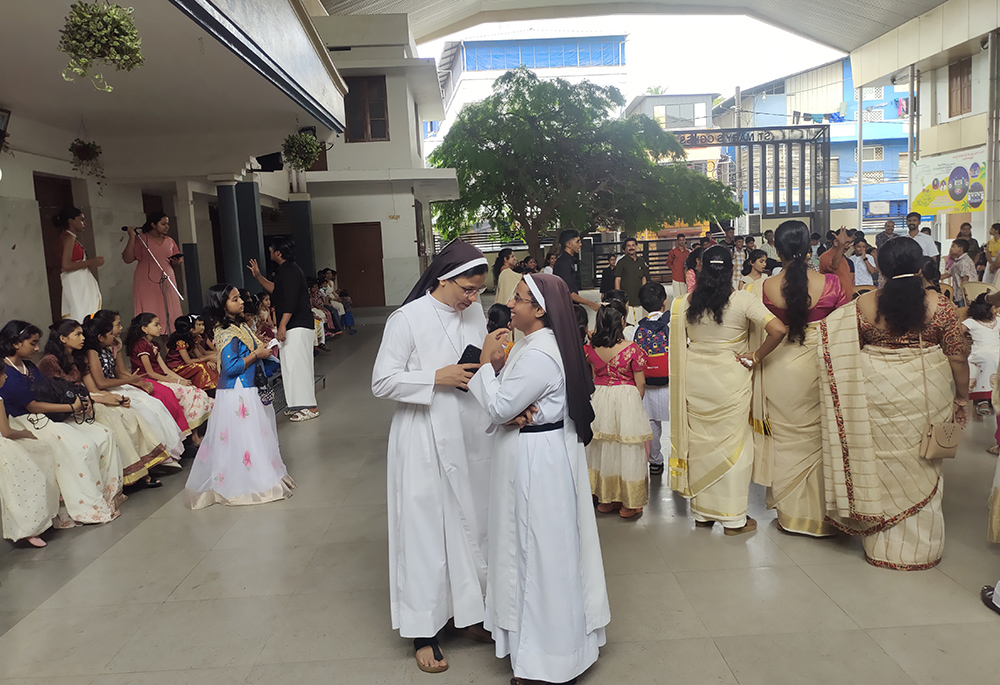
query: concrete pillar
[
  {"left": 236, "top": 181, "right": 265, "bottom": 293},
  {"left": 215, "top": 182, "right": 244, "bottom": 288},
  {"left": 287, "top": 193, "right": 316, "bottom": 279}
]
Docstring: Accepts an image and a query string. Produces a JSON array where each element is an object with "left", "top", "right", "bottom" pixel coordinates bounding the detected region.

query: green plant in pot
[
  {"left": 281, "top": 132, "right": 324, "bottom": 172},
  {"left": 59, "top": 1, "right": 144, "bottom": 93},
  {"left": 69, "top": 138, "right": 106, "bottom": 188}
]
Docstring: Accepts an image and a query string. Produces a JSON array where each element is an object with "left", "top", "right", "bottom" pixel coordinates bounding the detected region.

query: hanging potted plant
[
  {"left": 281, "top": 131, "right": 324, "bottom": 172},
  {"left": 58, "top": 1, "right": 144, "bottom": 93},
  {"left": 69, "top": 138, "right": 106, "bottom": 188}
]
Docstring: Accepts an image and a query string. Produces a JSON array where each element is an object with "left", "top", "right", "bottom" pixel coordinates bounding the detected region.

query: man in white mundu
[{"left": 372, "top": 241, "right": 494, "bottom": 674}]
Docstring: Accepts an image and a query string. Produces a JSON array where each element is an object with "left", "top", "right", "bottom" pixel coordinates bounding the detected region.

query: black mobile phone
[
  {"left": 456, "top": 344, "right": 482, "bottom": 392},
  {"left": 168, "top": 253, "right": 183, "bottom": 261}
]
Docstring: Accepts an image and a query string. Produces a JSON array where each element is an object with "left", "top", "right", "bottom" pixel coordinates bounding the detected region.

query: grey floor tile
[
  {"left": 715, "top": 629, "right": 916, "bottom": 685},
  {"left": 89, "top": 667, "right": 252, "bottom": 685},
  {"left": 104, "top": 596, "right": 290, "bottom": 673},
  {"left": 167, "top": 545, "right": 315, "bottom": 601},
  {"left": 248, "top": 659, "right": 405, "bottom": 685},
  {"left": 674, "top": 566, "right": 858, "bottom": 637},
  {"left": 604, "top": 572, "right": 708, "bottom": 642},
  {"left": 0, "top": 603, "right": 158, "bottom": 678},
  {"left": 867, "top": 621, "right": 1000, "bottom": 685},
  {"left": 584, "top": 637, "right": 738, "bottom": 684}
]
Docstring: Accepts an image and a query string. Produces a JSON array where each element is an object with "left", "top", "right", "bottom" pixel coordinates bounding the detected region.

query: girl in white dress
[
  {"left": 0, "top": 320, "right": 125, "bottom": 524},
  {"left": 184, "top": 285, "right": 294, "bottom": 508},
  {"left": 963, "top": 294, "right": 1000, "bottom": 430},
  {"left": 0, "top": 364, "right": 62, "bottom": 547},
  {"left": 471, "top": 274, "right": 610, "bottom": 685},
  {"left": 82, "top": 310, "right": 185, "bottom": 466}
]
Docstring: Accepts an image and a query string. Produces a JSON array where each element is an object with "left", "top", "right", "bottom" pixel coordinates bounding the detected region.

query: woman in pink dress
[
  {"left": 747, "top": 220, "right": 849, "bottom": 537},
  {"left": 122, "top": 212, "right": 183, "bottom": 335}
]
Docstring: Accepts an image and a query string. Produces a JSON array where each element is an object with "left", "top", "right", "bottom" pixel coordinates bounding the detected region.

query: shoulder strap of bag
[{"left": 917, "top": 330, "right": 935, "bottom": 426}]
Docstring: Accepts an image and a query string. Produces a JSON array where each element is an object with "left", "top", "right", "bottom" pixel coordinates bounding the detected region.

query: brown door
[
  {"left": 33, "top": 174, "right": 76, "bottom": 323},
  {"left": 333, "top": 222, "right": 385, "bottom": 307}
]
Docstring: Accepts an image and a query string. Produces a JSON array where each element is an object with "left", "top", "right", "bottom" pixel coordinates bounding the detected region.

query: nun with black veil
[
  {"left": 472, "top": 273, "right": 611, "bottom": 685},
  {"left": 372, "top": 240, "right": 495, "bottom": 674}
]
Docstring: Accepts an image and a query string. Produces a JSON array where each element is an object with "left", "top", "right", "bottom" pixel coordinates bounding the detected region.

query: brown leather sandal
[
  {"left": 724, "top": 516, "right": 758, "bottom": 536},
  {"left": 414, "top": 637, "right": 448, "bottom": 673}
]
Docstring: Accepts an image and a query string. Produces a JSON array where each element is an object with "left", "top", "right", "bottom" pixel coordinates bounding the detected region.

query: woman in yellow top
[
  {"left": 669, "top": 245, "right": 786, "bottom": 535},
  {"left": 986, "top": 223, "right": 1000, "bottom": 287}
]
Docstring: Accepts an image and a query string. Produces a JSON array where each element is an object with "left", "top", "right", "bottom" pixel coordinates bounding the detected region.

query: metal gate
[{"left": 671, "top": 125, "right": 831, "bottom": 236}]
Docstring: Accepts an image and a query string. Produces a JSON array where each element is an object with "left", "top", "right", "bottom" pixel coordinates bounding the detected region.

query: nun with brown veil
[{"left": 471, "top": 273, "right": 610, "bottom": 685}]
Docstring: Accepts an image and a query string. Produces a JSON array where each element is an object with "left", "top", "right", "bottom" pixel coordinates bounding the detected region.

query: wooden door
[
  {"left": 33, "top": 174, "right": 75, "bottom": 323},
  {"left": 946, "top": 212, "right": 971, "bottom": 238},
  {"left": 332, "top": 222, "right": 385, "bottom": 307}
]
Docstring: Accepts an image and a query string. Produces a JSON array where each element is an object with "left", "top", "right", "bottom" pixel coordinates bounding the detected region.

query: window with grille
[
  {"left": 861, "top": 109, "right": 884, "bottom": 122},
  {"left": 898, "top": 152, "right": 909, "bottom": 181},
  {"left": 854, "top": 146, "right": 884, "bottom": 162},
  {"left": 345, "top": 76, "right": 389, "bottom": 143},
  {"left": 949, "top": 58, "right": 973, "bottom": 117},
  {"left": 862, "top": 170, "right": 884, "bottom": 184},
  {"left": 854, "top": 87, "right": 884, "bottom": 100}
]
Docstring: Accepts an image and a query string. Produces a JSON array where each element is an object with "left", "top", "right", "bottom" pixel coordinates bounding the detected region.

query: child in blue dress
[{"left": 184, "top": 284, "right": 295, "bottom": 508}]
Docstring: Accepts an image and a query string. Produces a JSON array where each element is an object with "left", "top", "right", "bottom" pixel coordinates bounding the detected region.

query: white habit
[
  {"left": 372, "top": 293, "right": 493, "bottom": 638},
  {"left": 469, "top": 328, "right": 610, "bottom": 683}
]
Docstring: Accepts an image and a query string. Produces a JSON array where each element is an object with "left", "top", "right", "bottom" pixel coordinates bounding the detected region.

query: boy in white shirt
[{"left": 849, "top": 238, "right": 877, "bottom": 286}]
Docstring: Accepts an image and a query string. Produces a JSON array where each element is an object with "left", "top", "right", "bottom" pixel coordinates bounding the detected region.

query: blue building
[{"left": 714, "top": 57, "right": 911, "bottom": 232}]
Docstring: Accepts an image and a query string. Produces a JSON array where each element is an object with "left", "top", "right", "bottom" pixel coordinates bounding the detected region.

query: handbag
[
  {"left": 30, "top": 368, "right": 94, "bottom": 424},
  {"left": 254, "top": 361, "right": 275, "bottom": 406},
  {"left": 917, "top": 332, "right": 962, "bottom": 460}
]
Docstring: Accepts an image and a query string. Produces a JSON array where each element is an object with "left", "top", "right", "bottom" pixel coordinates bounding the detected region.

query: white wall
[
  {"left": 310, "top": 181, "right": 421, "bottom": 306},
  {"left": 324, "top": 73, "right": 416, "bottom": 172}
]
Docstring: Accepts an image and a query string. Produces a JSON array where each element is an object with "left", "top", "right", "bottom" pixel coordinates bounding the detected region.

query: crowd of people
[
  {"left": 373, "top": 220, "right": 1000, "bottom": 682},
  {"left": 0, "top": 224, "right": 335, "bottom": 549}
]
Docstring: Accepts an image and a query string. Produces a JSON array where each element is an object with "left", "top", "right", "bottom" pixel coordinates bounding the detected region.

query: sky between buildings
[{"left": 417, "top": 14, "right": 846, "bottom": 105}]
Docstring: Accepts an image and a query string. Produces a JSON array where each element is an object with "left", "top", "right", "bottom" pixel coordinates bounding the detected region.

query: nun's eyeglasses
[
  {"left": 512, "top": 293, "right": 538, "bottom": 306},
  {"left": 451, "top": 281, "right": 487, "bottom": 297}
]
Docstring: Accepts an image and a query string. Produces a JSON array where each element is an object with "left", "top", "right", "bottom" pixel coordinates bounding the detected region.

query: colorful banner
[{"left": 910, "top": 146, "right": 986, "bottom": 214}]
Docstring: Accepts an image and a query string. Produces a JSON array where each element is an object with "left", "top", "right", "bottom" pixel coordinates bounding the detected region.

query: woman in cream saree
[
  {"left": 670, "top": 246, "right": 786, "bottom": 535},
  {"left": 747, "top": 221, "right": 849, "bottom": 536},
  {"left": 820, "top": 238, "right": 969, "bottom": 570}
]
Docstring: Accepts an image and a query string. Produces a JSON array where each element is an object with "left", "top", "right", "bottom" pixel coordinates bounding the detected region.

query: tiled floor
[{"left": 1, "top": 319, "right": 999, "bottom": 684}]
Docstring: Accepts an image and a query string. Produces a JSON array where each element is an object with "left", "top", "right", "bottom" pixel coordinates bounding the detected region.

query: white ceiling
[
  {"left": 322, "top": 0, "right": 946, "bottom": 52},
  {"left": 0, "top": 1, "right": 329, "bottom": 179}
]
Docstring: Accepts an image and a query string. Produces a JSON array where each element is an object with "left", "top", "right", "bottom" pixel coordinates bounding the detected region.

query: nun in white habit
[
  {"left": 470, "top": 273, "right": 610, "bottom": 685},
  {"left": 371, "top": 240, "right": 495, "bottom": 674}
]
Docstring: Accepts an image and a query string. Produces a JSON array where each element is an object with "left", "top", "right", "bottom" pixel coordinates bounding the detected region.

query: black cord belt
[{"left": 520, "top": 420, "right": 564, "bottom": 433}]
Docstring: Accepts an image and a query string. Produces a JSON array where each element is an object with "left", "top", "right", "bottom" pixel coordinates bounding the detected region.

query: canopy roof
[{"left": 322, "top": 0, "right": 946, "bottom": 52}]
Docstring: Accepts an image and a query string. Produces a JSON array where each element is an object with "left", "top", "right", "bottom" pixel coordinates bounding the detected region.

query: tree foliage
[{"left": 429, "top": 68, "right": 742, "bottom": 256}]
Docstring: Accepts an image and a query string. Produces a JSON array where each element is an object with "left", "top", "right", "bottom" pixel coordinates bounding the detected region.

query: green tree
[{"left": 429, "top": 67, "right": 742, "bottom": 256}]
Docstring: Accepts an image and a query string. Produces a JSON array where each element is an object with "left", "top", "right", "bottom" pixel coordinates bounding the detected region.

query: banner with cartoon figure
[{"left": 910, "top": 146, "right": 986, "bottom": 214}]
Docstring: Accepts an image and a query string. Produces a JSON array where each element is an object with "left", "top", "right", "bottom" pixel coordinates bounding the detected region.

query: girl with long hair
[
  {"left": 821, "top": 237, "right": 970, "bottom": 569},
  {"left": 185, "top": 284, "right": 294, "bottom": 508},
  {"left": 54, "top": 206, "right": 103, "bottom": 322},
  {"left": 165, "top": 316, "right": 220, "bottom": 390},
  {"left": 39, "top": 319, "right": 169, "bottom": 487},
  {"left": 670, "top": 245, "right": 786, "bottom": 535},
  {"left": 126, "top": 313, "right": 213, "bottom": 434},
  {"left": 0, "top": 320, "right": 125, "bottom": 524},
  {"left": 962, "top": 294, "right": 1000, "bottom": 423},
  {"left": 684, "top": 246, "right": 704, "bottom": 292},
  {"left": 542, "top": 251, "right": 558, "bottom": 275},
  {"left": 739, "top": 249, "right": 767, "bottom": 289},
  {"left": 584, "top": 299, "right": 652, "bottom": 518},
  {"left": 121, "top": 212, "right": 184, "bottom": 334},
  {"left": 747, "top": 220, "right": 849, "bottom": 536},
  {"left": 492, "top": 248, "right": 522, "bottom": 306},
  {"left": 0, "top": 362, "right": 61, "bottom": 547},
  {"left": 82, "top": 310, "right": 187, "bottom": 465}
]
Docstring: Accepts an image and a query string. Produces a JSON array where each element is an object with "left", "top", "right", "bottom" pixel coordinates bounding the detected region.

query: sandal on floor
[
  {"left": 144, "top": 477, "right": 163, "bottom": 488},
  {"left": 981, "top": 586, "right": 1000, "bottom": 617},
  {"left": 724, "top": 516, "right": 758, "bottom": 536},
  {"left": 989, "top": 445, "right": 1000, "bottom": 456},
  {"left": 619, "top": 507, "right": 643, "bottom": 519},
  {"left": 596, "top": 502, "right": 622, "bottom": 513},
  {"left": 413, "top": 637, "right": 448, "bottom": 674},
  {"left": 695, "top": 520, "right": 715, "bottom": 528}
]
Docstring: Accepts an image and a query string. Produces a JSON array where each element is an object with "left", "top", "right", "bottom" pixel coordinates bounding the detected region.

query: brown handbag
[{"left": 917, "top": 332, "right": 962, "bottom": 460}]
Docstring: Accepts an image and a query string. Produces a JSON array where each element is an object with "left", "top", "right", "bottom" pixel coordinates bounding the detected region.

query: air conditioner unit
[{"left": 747, "top": 214, "right": 762, "bottom": 234}]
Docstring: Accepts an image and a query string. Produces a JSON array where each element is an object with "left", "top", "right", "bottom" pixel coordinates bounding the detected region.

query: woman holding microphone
[{"left": 122, "top": 212, "right": 183, "bottom": 334}]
